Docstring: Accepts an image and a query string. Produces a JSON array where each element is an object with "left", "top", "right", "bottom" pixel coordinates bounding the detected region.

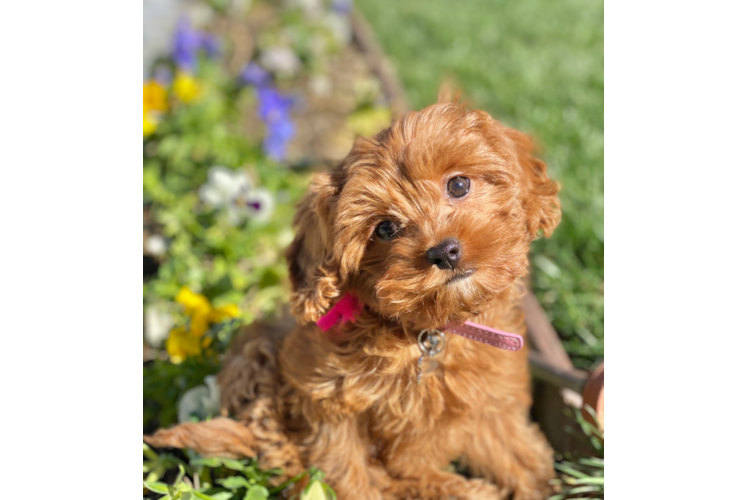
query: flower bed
[{"left": 143, "top": 2, "right": 403, "bottom": 498}]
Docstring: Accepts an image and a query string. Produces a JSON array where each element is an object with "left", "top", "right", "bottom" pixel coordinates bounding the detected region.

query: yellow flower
[
  {"left": 144, "top": 80, "right": 168, "bottom": 112},
  {"left": 173, "top": 72, "right": 201, "bottom": 103},
  {"left": 210, "top": 304, "right": 240, "bottom": 323},
  {"left": 143, "top": 80, "right": 167, "bottom": 136},
  {"left": 175, "top": 287, "right": 212, "bottom": 336},
  {"left": 143, "top": 110, "right": 158, "bottom": 137},
  {"left": 175, "top": 286, "right": 212, "bottom": 315},
  {"left": 168, "top": 287, "right": 241, "bottom": 362},
  {"left": 166, "top": 326, "right": 203, "bottom": 363}
]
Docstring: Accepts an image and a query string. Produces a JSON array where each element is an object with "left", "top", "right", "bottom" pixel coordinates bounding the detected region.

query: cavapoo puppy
[{"left": 146, "top": 96, "right": 561, "bottom": 500}]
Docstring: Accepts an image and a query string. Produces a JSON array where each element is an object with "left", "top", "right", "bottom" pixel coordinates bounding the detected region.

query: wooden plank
[
  {"left": 528, "top": 350, "right": 587, "bottom": 394},
  {"left": 523, "top": 290, "right": 576, "bottom": 371}
]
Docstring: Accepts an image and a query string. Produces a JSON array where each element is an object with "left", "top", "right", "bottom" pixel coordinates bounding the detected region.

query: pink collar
[{"left": 316, "top": 292, "right": 523, "bottom": 351}]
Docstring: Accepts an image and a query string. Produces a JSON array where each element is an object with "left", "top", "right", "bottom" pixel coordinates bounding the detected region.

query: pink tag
[
  {"left": 316, "top": 293, "right": 363, "bottom": 332},
  {"left": 444, "top": 321, "right": 523, "bottom": 351}
]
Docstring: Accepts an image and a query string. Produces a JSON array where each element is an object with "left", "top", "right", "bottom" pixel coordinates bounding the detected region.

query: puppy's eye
[
  {"left": 375, "top": 220, "right": 400, "bottom": 240},
  {"left": 447, "top": 176, "right": 470, "bottom": 198}
]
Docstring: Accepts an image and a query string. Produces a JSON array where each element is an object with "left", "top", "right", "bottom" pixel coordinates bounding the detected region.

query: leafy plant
[
  {"left": 550, "top": 406, "right": 604, "bottom": 500},
  {"left": 144, "top": 445, "right": 336, "bottom": 500}
]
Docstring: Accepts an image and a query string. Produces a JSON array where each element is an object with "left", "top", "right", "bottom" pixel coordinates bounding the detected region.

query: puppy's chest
[{"left": 367, "top": 342, "right": 498, "bottom": 426}]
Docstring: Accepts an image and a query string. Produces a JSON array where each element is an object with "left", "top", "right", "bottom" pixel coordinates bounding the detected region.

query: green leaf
[
  {"left": 190, "top": 492, "right": 217, "bottom": 500},
  {"left": 219, "top": 476, "right": 252, "bottom": 489},
  {"left": 144, "top": 443, "right": 159, "bottom": 461},
  {"left": 301, "top": 481, "right": 327, "bottom": 500},
  {"left": 191, "top": 457, "right": 222, "bottom": 468},
  {"left": 174, "top": 464, "right": 187, "bottom": 486},
  {"left": 220, "top": 458, "right": 248, "bottom": 471},
  {"left": 144, "top": 481, "right": 170, "bottom": 494},
  {"left": 262, "top": 467, "right": 284, "bottom": 476},
  {"left": 555, "top": 462, "right": 589, "bottom": 479},
  {"left": 209, "top": 493, "right": 234, "bottom": 500},
  {"left": 321, "top": 483, "right": 337, "bottom": 500},
  {"left": 578, "top": 457, "right": 605, "bottom": 468},
  {"left": 307, "top": 467, "right": 325, "bottom": 483},
  {"left": 268, "top": 469, "right": 309, "bottom": 495},
  {"left": 244, "top": 485, "right": 269, "bottom": 500},
  {"left": 568, "top": 485, "right": 603, "bottom": 494}
]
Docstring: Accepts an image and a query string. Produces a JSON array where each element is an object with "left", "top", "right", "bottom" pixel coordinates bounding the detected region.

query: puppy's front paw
[
  {"left": 383, "top": 475, "right": 500, "bottom": 500},
  {"left": 505, "top": 449, "right": 555, "bottom": 500},
  {"left": 459, "top": 478, "right": 504, "bottom": 500},
  {"left": 486, "top": 423, "right": 555, "bottom": 500}
]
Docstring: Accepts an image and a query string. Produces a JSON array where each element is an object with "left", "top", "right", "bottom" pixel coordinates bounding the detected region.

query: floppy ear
[
  {"left": 285, "top": 172, "right": 342, "bottom": 323},
  {"left": 286, "top": 135, "right": 388, "bottom": 323},
  {"left": 505, "top": 127, "right": 561, "bottom": 239}
]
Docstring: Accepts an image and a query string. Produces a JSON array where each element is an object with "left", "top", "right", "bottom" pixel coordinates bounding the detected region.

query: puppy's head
[{"left": 286, "top": 102, "right": 560, "bottom": 330}]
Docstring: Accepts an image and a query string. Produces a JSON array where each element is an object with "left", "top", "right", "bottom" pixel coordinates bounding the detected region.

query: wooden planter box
[{"left": 524, "top": 290, "right": 603, "bottom": 453}]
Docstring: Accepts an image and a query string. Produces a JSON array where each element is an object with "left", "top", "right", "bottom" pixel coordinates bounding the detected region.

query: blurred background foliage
[{"left": 355, "top": 0, "right": 604, "bottom": 369}]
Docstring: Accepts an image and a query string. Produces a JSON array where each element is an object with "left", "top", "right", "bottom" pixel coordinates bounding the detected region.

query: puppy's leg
[
  {"left": 462, "top": 405, "right": 555, "bottom": 500},
  {"left": 382, "top": 470, "right": 500, "bottom": 500},
  {"left": 143, "top": 417, "right": 257, "bottom": 458},
  {"left": 304, "top": 418, "right": 390, "bottom": 500},
  {"left": 304, "top": 417, "right": 391, "bottom": 500},
  {"left": 379, "top": 437, "right": 500, "bottom": 500}
]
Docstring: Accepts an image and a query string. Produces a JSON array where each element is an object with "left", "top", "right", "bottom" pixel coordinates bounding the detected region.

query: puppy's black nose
[{"left": 426, "top": 238, "right": 462, "bottom": 270}]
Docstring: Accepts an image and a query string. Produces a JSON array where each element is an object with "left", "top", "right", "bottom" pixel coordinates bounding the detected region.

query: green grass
[{"left": 355, "top": 0, "right": 604, "bottom": 369}]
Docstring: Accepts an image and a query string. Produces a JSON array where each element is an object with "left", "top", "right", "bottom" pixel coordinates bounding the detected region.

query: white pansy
[
  {"left": 245, "top": 188, "right": 275, "bottom": 223},
  {"left": 199, "top": 165, "right": 251, "bottom": 206},
  {"left": 178, "top": 375, "right": 222, "bottom": 423},
  {"left": 144, "top": 302, "right": 174, "bottom": 347},
  {"left": 260, "top": 47, "right": 301, "bottom": 77},
  {"left": 145, "top": 234, "right": 168, "bottom": 256},
  {"left": 199, "top": 166, "right": 274, "bottom": 226}
]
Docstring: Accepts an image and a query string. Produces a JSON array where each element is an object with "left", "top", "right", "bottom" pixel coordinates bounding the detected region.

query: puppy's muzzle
[{"left": 426, "top": 238, "right": 461, "bottom": 270}]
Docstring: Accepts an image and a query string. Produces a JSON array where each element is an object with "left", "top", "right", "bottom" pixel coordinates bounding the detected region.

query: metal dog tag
[{"left": 417, "top": 329, "right": 446, "bottom": 384}]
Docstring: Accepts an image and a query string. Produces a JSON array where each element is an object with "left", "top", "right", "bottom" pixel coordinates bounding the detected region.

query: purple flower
[
  {"left": 263, "top": 118, "right": 295, "bottom": 161},
  {"left": 331, "top": 0, "right": 352, "bottom": 14},
  {"left": 173, "top": 18, "right": 201, "bottom": 71},
  {"left": 200, "top": 33, "right": 220, "bottom": 58},
  {"left": 257, "top": 87, "right": 295, "bottom": 161},
  {"left": 172, "top": 17, "right": 219, "bottom": 72},
  {"left": 257, "top": 87, "right": 294, "bottom": 122},
  {"left": 240, "top": 63, "right": 272, "bottom": 87}
]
